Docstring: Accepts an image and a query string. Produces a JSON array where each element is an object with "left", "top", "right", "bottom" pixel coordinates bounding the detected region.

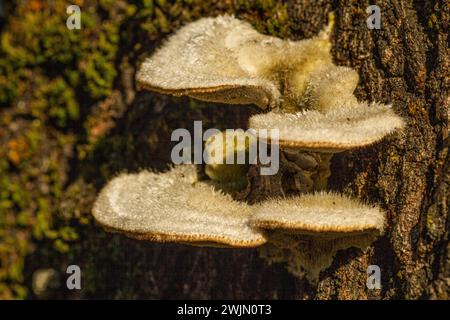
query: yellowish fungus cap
[
  {"left": 92, "top": 165, "right": 267, "bottom": 247},
  {"left": 204, "top": 130, "right": 256, "bottom": 188},
  {"left": 249, "top": 102, "right": 404, "bottom": 152},
  {"left": 251, "top": 192, "right": 385, "bottom": 236}
]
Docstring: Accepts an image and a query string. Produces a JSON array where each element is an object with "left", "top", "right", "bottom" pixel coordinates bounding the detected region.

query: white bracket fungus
[
  {"left": 92, "top": 165, "right": 267, "bottom": 248},
  {"left": 136, "top": 15, "right": 283, "bottom": 109},
  {"left": 251, "top": 192, "right": 385, "bottom": 235},
  {"left": 136, "top": 15, "right": 403, "bottom": 151},
  {"left": 93, "top": 14, "right": 406, "bottom": 281},
  {"left": 250, "top": 102, "right": 404, "bottom": 152}
]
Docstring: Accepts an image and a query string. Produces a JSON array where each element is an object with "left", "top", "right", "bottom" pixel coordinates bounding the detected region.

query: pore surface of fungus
[
  {"left": 136, "top": 15, "right": 283, "bottom": 109},
  {"left": 92, "top": 165, "right": 267, "bottom": 247}
]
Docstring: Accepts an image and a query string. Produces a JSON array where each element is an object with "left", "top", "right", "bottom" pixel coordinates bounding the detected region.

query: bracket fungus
[
  {"left": 92, "top": 165, "right": 266, "bottom": 248},
  {"left": 250, "top": 102, "right": 404, "bottom": 152},
  {"left": 136, "top": 14, "right": 403, "bottom": 150},
  {"left": 93, "top": 14, "right": 405, "bottom": 281},
  {"left": 251, "top": 192, "right": 385, "bottom": 235},
  {"left": 250, "top": 192, "right": 385, "bottom": 281}
]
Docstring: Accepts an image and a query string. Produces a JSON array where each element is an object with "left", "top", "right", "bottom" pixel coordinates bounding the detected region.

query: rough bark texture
[{"left": 0, "top": 0, "right": 448, "bottom": 299}]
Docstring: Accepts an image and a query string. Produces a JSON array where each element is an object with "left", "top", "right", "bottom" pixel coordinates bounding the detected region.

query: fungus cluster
[{"left": 92, "top": 15, "right": 404, "bottom": 281}]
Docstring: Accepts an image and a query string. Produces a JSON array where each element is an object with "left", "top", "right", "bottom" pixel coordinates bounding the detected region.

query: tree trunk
[{"left": 1, "top": 0, "right": 448, "bottom": 299}]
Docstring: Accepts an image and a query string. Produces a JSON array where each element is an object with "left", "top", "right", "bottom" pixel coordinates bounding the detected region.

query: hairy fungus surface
[
  {"left": 92, "top": 165, "right": 266, "bottom": 248},
  {"left": 249, "top": 102, "right": 404, "bottom": 152},
  {"left": 136, "top": 15, "right": 337, "bottom": 111},
  {"left": 136, "top": 15, "right": 282, "bottom": 109},
  {"left": 251, "top": 192, "right": 385, "bottom": 236}
]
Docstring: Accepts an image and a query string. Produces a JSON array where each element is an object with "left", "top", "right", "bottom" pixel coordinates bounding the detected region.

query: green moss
[
  {"left": 0, "top": 2, "right": 119, "bottom": 107},
  {"left": 80, "top": 19, "right": 119, "bottom": 99},
  {"left": 31, "top": 77, "right": 80, "bottom": 128},
  {"left": 232, "top": 0, "right": 293, "bottom": 38}
]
